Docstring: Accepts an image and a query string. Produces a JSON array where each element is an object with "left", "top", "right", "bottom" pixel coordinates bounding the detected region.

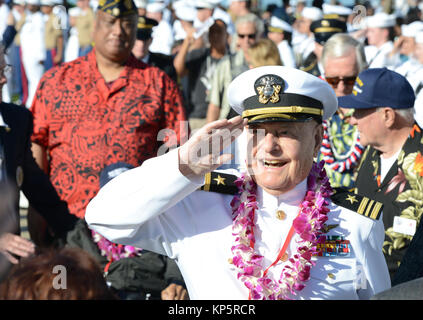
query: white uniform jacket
[
  {"left": 149, "top": 20, "right": 174, "bottom": 56},
  {"left": 85, "top": 149, "right": 391, "bottom": 300}
]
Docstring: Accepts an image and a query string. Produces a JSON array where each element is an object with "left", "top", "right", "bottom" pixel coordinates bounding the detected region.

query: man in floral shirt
[
  {"left": 318, "top": 34, "right": 367, "bottom": 189},
  {"left": 338, "top": 68, "right": 421, "bottom": 284}
]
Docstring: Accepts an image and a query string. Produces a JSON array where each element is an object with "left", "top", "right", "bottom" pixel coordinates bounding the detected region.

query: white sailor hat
[
  {"left": 322, "top": 3, "right": 353, "bottom": 16},
  {"left": 13, "top": 0, "right": 26, "bottom": 5},
  {"left": 175, "top": 4, "right": 196, "bottom": 21},
  {"left": 401, "top": 21, "right": 423, "bottom": 38},
  {"left": 195, "top": 0, "right": 215, "bottom": 9},
  {"left": 268, "top": 16, "right": 293, "bottom": 33},
  {"left": 69, "top": 6, "right": 81, "bottom": 16},
  {"left": 301, "top": 6, "right": 324, "bottom": 21},
  {"left": 172, "top": 0, "right": 190, "bottom": 10},
  {"left": 146, "top": 2, "right": 166, "bottom": 13},
  {"left": 228, "top": 66, "right": 337, "bottom": 124},
  {"left": 25, "top": 0, "right": 41, "bottom": 5},
  {"left": 416, "top": 31, "right": 423, "bottom": 44},
  {"left": 40, "top": 0, "right": 55, "bottom": 5},
  {"left": 134, "top": 0, "right": 147, "bottom": 9},
  {"left": 365, "top": 13, "right": 396, "bottom": 28}
]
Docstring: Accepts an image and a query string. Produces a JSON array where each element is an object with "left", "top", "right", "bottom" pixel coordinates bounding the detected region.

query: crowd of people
[{"left": 0, "top": 0, "right": 423, "bottom": 301}]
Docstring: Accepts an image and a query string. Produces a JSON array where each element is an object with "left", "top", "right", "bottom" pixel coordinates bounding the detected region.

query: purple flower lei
[
  {"left": 91, "top": 230, "right": 143, "bottom": 262},
  {"left": 229, "top": 161, "right": 333, "bottom": 300}
]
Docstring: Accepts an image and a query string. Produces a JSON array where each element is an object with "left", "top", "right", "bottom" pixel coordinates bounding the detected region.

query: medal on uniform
[{"left": 315, "top": 235, "right": 351, "bottom": 257}]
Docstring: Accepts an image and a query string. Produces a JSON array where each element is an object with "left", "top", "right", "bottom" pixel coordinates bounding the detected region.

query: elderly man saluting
[{"left": 85, "top": 66, "right": 390, "bottom": 300}]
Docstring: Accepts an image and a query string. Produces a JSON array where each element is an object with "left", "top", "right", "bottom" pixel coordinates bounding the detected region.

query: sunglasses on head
[
  {"left": 238, "top": 33, "right": 256, "bottom": 39},
  {"left": 325, "top": 76, "right": 357, "bottom": 87}
]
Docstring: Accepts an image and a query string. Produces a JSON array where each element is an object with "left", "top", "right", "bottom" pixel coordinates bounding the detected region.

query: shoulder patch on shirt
[
  {"left": 199, "top": 172, "right": 238, "bottom": 195},
  {"left": 331, "top": 187, "right": 383, "bottom": 220}
]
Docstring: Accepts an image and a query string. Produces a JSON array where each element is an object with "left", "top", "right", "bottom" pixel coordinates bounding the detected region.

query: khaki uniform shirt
[
  {"left": 44, "top": 12, "right": 63, "bottom": 50},
  {"left": 75, "top": 8, "right": 94, "bottom": 47}
]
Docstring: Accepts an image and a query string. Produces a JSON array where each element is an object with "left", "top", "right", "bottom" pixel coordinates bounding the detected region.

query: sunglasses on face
[
  {"left": 238, "top": 33, "right": 256, "bottom": 39},
  {"left": 325, "top": 76, "right": 357, "bottom": 87}
]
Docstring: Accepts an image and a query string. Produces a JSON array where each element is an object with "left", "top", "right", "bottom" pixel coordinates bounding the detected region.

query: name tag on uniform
[
  {"left": 315, "top": 235, "right": 351, "bottom": 257},
  {"left": 393, "top": 216, "right": 416, "bottom": 236}
]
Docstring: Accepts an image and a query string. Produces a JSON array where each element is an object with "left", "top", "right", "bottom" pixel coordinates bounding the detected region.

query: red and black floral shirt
[{"left": 31, "top": 50, "right": 187, "bottom": 218}]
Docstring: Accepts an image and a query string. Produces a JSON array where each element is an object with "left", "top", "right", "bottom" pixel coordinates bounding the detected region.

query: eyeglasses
[
  {"left": 325, "top": 76, "right": 357, "bottom": 87},
  {"left": 238, "top": 33, "right": 256, "bottom": 39},
  {"left": 0, "top": 64, "right": 12, "bottom": 78}
]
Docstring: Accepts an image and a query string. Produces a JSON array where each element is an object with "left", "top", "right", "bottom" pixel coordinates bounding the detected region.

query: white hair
[
  {"left": 321, "top": 33, "right": 367, "bottom": 73},
  {"left": 235, "top": 13, "right": 264, "bottom": 38},
  {"left": 378, "top": 107, "right": 416, "bottom": 125}
]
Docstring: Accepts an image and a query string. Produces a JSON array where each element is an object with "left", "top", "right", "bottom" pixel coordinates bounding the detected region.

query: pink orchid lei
[
  {"left": 230, "top": 160, "right": 333, "bottom": 300},
  {"left": 91, "top": 230, "right": 143, "bottom": 262}
]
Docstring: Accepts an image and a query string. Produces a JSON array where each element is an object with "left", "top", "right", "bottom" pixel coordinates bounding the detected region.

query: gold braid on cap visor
[
  {"left": 267, "top": 26, "right": 284, "bottom": 33},
  {"left": 312, "top": 27, "right": 344, "bottom": 33},
  {"left": 242, "top": 106, "right": 324, "bottom": 122}
]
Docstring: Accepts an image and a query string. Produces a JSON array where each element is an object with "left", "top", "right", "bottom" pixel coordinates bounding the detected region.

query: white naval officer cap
[
  {"left": 228, "top": 66, "right": 337, "bottom": 124},
  {"left": 365, "top": 12, "right": 396, "bottom": 28},
  {"left": 401, "top": 21, "right": 423, "bottom": 38},
  {"left": 268, "top": 16, "right": 293, "bottom": 33},
  {"left": 301, "top": 6, "right": 324, "bottom": 21}
]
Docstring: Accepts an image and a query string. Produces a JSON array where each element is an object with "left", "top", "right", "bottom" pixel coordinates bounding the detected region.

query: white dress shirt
[
  {"left": 365, "top": 41, "right": 394, "bottom": 69},
  {"left": 86, "top": 148, "right": 391, "bottom": 300}
]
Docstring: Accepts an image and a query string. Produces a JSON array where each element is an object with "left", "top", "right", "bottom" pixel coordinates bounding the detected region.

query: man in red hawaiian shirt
[
  {"left": 29, "top": 0, "right": 188, "bottom": 300},
  {"left": 30, "top": 0, "right": 187, "bottom": 221}
]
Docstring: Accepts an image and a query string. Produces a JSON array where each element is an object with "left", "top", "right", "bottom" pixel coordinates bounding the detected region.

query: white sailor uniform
[
  {"left": 149, "top": 19, "right": 174, "bottom": 56},
  {"left": 365, "top": 41, "right": 394, "bottom": 69},
  {"left": 86, "top": 148, "right": 391, "bottom": 300}
]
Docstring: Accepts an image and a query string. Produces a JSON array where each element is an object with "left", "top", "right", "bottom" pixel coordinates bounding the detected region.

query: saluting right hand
[{"left": 178, "top": 116, "right": 246, "bottom": 179}]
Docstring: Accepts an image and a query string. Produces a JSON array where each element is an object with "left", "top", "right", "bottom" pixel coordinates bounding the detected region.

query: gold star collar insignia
[
  {"left": 346, "top": 194, "right": 358, "bottom": 204},
  {"left": 213, "top": 175, "right": 226, "bottom": 185}
]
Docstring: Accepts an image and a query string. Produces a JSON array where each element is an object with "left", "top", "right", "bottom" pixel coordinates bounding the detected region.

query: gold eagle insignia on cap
[
  {"left": 124, "top": 0, "right": 133, "bottom": 9},
  {"left": 321, "top": 20, "right": 330, "bottom": 27},
  {"left": 112, "top": 7, "right": 120, "bottom": 16},
  {"left": 254, "top": 74, "right": 285, "bottom": 104}
]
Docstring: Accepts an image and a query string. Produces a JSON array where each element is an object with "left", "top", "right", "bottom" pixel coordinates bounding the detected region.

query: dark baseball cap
[{"left": 338, "top": 68, "right": 415, "bottom": 110}]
